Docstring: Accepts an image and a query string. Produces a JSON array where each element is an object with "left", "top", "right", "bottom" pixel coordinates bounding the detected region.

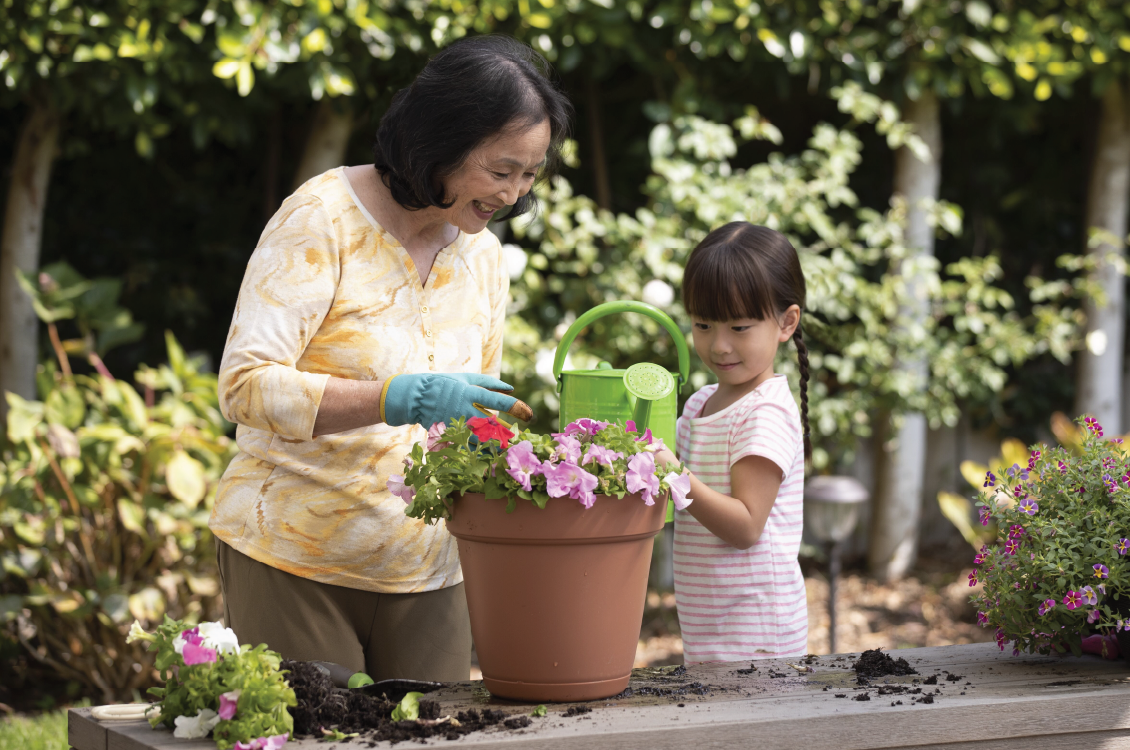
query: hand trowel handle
[{"left": 552, "top": 301, "right": 690, "bottom": 392}]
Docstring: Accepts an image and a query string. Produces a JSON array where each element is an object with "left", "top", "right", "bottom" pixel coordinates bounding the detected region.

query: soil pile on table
[
  {"left": 281, "top": 660, "right": 532, "bottom": 744},
  {"left": 852, "top": 648, "right": 918, "bottom": 685}
]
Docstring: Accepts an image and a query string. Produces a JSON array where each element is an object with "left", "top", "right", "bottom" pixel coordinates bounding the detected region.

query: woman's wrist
[{"left": 311, "top": 377, "right": 386, "bottom": 437}]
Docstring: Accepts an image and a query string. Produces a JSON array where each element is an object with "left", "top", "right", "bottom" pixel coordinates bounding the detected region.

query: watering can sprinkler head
[{"left": 623, "top": 363, "right": 675, "bottom": 434}]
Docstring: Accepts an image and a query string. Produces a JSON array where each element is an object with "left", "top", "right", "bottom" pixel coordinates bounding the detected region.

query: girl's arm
[{"left": 656, "top": 448, "right": 781, "bottom": 550}]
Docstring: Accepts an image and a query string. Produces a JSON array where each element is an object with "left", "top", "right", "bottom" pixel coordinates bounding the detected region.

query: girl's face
[
  {"left": 691, "top": 305, "right": 800, "bottom": 391},
  {"left": 439, "top": 119, "right": 551, "bottom": 234}
]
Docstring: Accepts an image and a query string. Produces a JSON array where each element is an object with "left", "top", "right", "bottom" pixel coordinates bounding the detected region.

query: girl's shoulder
[
  {"left": 680, "top": 384, "right": 718, "bottom": 419},
  {"left": 731, "top": 376, "right": 802, "bottom": 433}
]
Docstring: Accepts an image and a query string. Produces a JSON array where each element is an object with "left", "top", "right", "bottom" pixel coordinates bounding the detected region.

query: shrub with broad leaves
[{"left": 1, "top": 266, "right": 236, "bottom": 703}]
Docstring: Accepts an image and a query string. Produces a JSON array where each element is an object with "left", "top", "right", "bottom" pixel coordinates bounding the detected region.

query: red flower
[{"left": 467, "top": 416, "right": 513, "bottom": 450}]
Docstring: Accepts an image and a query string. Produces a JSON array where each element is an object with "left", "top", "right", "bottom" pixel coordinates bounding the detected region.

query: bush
[
  {"left": 1, "top": 265, "right": 235, "bottom": 703},
  {"left": 972, "top": 417, "right": 1130, "bottom": 656}
]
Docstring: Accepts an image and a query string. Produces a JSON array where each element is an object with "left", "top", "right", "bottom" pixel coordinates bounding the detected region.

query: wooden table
[{"left": 68, "top": 642, "right": 1130, "bottom": 750}]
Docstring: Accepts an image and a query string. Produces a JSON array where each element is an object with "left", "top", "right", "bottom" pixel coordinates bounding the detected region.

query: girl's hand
[{"left": 655, "top": 446, "right": 680, "bottom": 470}]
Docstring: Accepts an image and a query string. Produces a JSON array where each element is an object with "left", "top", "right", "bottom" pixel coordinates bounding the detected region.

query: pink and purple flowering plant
[
  {"left": 127, "top": 618, "right": 295, "bottom": 750},
  {"left": 973, "top": 416, "right": 1130, "bottom": 657},
  {"left": 401, "top": 417, "right": 690, "bottom": 525}
]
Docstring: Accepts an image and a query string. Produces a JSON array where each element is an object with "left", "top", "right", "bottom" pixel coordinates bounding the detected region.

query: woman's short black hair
[{"left": 373, "top": 35, "right": 573, "bottom": 220}]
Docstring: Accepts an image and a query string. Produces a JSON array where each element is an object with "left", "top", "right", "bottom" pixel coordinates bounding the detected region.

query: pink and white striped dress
[{"left": 673, "top": 374, "right": 807, "bottom": 662}]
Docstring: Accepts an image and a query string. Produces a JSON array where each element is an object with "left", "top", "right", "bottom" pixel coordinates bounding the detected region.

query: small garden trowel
[{"left": 312, "top": 661, "right": 444, "bottom": 702}]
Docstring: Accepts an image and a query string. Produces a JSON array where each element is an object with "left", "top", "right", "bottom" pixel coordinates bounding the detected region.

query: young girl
[{"left": 656, "top": 221, "right": 811, "bottom": 662}]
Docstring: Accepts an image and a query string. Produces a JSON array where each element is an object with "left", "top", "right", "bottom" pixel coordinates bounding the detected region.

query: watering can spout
[{"left": 624, "top": 362, "right": 675, "bottom": 436}]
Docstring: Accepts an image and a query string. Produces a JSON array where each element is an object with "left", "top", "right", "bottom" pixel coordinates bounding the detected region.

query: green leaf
[
  {"left": 390, "top": 692, "right": 423, "bottom": 721},
  {"left": 531, "top": 705, "right": 547, "bottom": 717},
  {"left": 6, "top": 392, "right": 45, "bottom": 442},
  {"left": 166, "top": 451, "right": 206, "bottom": 507},
  {"left": 117, "top": 498, "right": 149, "bottom": 536},
  {"left": 45, "top": 385, "right": 86, "bottom": 429},
  {"left": 128, "top": 587, "right": 166, "bottom": 622}
]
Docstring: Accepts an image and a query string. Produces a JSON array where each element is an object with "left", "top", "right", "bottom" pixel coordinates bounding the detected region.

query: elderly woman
[{"left": 210, "top": 35, "right": 572, "bottom": 682}]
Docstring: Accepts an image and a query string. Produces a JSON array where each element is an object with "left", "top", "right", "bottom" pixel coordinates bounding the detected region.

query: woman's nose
[{"left": 498, "top": 179, "right": 520, "bottom": 206}]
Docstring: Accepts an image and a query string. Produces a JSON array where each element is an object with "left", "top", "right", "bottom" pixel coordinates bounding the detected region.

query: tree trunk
[
  {"left": 1079, "top": 81, "right": 1130, "bottom": 434},
  {"left": 868, "top": 90, "right": 941, "bottom": 582},
  {"left": 586, "top": 75, "right": 612, "bottom": 211},
  {"left": 291, "top": 98, "right": 355, "bottom": 190},
  {"left": 0, "top": 97, "right": 60, "bottom": 406}
]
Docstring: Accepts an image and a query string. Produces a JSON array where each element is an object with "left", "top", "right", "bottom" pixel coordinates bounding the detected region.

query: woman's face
[{"left": 440, "top": 119, "right": 552, "bottom": 234}]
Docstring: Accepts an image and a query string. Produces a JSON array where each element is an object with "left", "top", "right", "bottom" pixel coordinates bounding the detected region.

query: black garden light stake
[{"left": 804, "top": 476, "right": 869, "bottom": 655}]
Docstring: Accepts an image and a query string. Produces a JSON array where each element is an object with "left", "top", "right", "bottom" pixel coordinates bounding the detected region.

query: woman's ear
[{"left": 777, "top": 305, "right": 801, "bottom": 342}]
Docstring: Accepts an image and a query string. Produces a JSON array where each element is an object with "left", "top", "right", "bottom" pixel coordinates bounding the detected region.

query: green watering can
[{"left": 553, "top": 301, "right": 691, "bottom": 521}]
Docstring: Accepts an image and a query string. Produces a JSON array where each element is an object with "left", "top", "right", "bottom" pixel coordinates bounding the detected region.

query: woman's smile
[{"left": 472, "top": 199, "right": 500, "bottom": 219}]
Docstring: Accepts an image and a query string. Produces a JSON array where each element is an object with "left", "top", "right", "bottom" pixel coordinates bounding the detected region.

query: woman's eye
[{"left": 493, "top": 172, "right": 509, "bottom": 180}]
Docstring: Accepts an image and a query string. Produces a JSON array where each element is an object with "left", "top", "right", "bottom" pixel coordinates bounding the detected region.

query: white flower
[
  {"left": 197, "top": 621, "right": 240, "bottom": 655},
  {"left": 502, "top": 244, "right": 528, "bottom": 280},
  {"left": 125, "top": 620, "right": 153, "bottom": 644},
  {"left": 173, "top": 708, "right": 220, "bottom": 739}
]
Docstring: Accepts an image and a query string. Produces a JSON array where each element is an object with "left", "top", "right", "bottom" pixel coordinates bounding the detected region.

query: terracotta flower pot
[{"left": 448, "top": 492, "right": 666, "bottom": 702}]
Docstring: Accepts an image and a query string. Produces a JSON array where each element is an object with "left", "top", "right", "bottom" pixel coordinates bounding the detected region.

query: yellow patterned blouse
[{"left": 209, "top": 167, "right": 508, "bottom": 593}]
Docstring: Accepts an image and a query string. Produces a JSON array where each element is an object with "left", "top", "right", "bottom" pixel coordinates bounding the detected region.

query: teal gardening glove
[{"left": 380, "top": 373, "right": 519, "bottom": 428}]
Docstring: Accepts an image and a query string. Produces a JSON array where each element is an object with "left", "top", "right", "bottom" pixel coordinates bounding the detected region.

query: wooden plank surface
[{"left": 69, "top": 643, "right": 1130, "bottom": 750}]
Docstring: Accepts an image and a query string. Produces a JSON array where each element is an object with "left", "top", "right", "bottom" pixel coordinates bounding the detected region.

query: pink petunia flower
[
  {"left": 182, "top": 641, "right": 217, "bottom": 666},
  {"left": 1088, "top": 610, "right": 1101, "bottom": 625},
  {"left": 505, "top": 440, "right": 544, "bottom": 492},
  {"left": 582, "top": 444, "right": 624, "bottom": 469},
  {"left": 967, "top": 571, "right": 978, "bottom": 587},
  {"left": 1038, "top": 599, "right": 1056, "bottom": 616},
  {"left": 426, "top": 422, "right": 451, "bottom": 451},
  {"left": 1004, "top": 540, "right": 1019, "bottom": 556},
  {"left": 979, "top": 506, "right": 991, "bottom": 526},
  {"left": 551, "top": 435, "right": 583, "bottom": 465},
  {"left": 218, "top": 690, "right": 241, "bottom": 721},
  {"left": 1063, "top": 590, "right": 1083, "bottom": 610},
  {"left": 976, "top": 611, "right": 989, "bottom": 626},
  {"left": 543, "top": 461, "right": 599, "bottom": 508},
  {"left": 663, "top": 471, "right": 692, "bottom": 510},
  {"left": 626, "top": 452, "right": 660, "bottom": 506},
  {"left": 387, "top": 474, "right": 415, "bottom": 504},
  {"left": 556, "top": 418, "right": 609, "bottom": 438},
  {"left": 234, "top": 733, "right": 289, "bottom": 750}
]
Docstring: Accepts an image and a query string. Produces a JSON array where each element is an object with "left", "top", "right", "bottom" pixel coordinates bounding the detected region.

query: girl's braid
[{"left": 792, "top": 324, "right": 812, "bottom": 462}]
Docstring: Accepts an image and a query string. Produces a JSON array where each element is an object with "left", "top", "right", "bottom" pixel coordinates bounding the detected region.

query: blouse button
[
  {"left": 428, "top": 354, "right": 435, "bottom": 361},
  {"left": 421, "top": 305, "right": 429, "bottom": 313},
  {"left": 425, "top": 330, "right": 432, "bottom": 338}
]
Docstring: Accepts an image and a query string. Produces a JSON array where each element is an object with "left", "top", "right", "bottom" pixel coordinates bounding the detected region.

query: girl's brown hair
[{"left": 681, "top": 221, "right": 812, "bottom": 461}]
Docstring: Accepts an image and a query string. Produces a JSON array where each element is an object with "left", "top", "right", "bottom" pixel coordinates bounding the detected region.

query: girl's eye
[
  {"left": 693, "top": 323, "right": 711, "bottom": 330},
  {"left": 731, "top": 325, "right": 751, "bottom": 332}
]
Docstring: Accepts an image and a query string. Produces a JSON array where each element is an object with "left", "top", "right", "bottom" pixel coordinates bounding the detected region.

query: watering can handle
[{"left": 552, "top": 301, "right": 690, "bottom": 392}]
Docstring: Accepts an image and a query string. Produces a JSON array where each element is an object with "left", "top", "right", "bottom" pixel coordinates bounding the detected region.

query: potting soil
[
  {"left": 852, "top": 648, "right": 918, "bottom": 684},
  {"left": 281, "top": 660, "right": 533, "bottom": 744}
]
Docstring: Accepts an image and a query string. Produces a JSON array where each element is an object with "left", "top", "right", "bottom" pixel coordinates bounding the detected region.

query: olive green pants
[{"left": 216, "top": 540, "right": 472, "bottom": 682}]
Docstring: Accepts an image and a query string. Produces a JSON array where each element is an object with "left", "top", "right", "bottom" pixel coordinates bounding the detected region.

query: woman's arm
[
  {"left": 656, "top": 449, "right": 781, "bottom": 550},
  {"left": 311, "top": 377, "right": 385, "bottom": 437}
]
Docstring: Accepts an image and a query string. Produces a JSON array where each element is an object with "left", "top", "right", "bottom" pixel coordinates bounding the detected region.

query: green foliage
[
  {"left": 505, "top": 86, "right": 1088, "bottom": 468},
  {"left": 972, "top": 417, "right": 1130, "bottom": 657},
  {"left": 390, "top": 691, "right": 423, "bottom": 722},
  {"left": 132, "top": 617, "right": 295, "bottom": 750},
  {"left": 0, "top": 324, "right": 236, "bottom": 702},
  {"left": 530, "top": 704, "right": 547, "bottom": 717},
  {"left": 0, "top": 709, "right": 70, "bottom": 750},
  {"left": 401, "top": 418, "right": 683, "bottom": 525}
]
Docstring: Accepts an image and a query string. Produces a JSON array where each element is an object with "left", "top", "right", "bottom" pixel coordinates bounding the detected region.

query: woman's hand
[{"left": 382, "top": 373, "right": 519, "bottom": 428}]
